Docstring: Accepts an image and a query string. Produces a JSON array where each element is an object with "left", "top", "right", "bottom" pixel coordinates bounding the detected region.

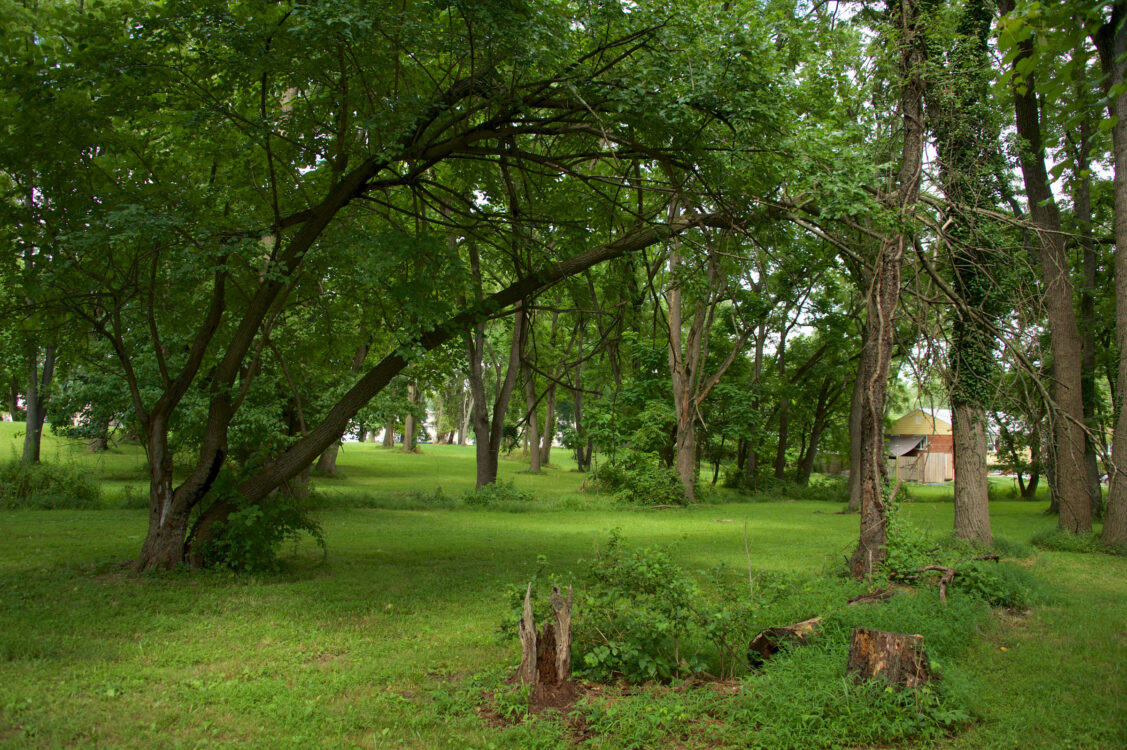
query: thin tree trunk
[
  {"left": 774, "top": 334, "right": 790, "bottom": 480},
  {"left": 849, "top": 0, "right": 925, "bottom": 579},
  {"left": 21, "top": 345, "right": 56, "bottom": 465},
  {"left": 524, "top": 364, "right": 542, "bottom": 473},
  {"left": 404, "top": 381, "right": 418, "bottom": 453},
  {"left": 847, "top": 359, "right": 865, "bottom": 511},
  {"left": 540, "top": 383, "right": 556, "bottom": 466}
]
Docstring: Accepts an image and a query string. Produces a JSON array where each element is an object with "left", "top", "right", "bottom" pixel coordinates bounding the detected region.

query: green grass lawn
[{"left": 1, "top": 424, "right": 1124, "bottom": 748}]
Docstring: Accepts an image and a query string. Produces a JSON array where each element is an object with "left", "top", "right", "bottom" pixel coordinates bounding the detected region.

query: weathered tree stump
[
  {"left": 846, "top": 627, "right": 931, "bottom": 689},
  {"left": 748, "top": 616, "right": 821, "bottom": 666},
  {"left": 514, "top": 584, "right": 573, "bottom": 695}
]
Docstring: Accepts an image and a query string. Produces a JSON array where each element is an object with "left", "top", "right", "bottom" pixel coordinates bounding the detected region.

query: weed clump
[
  {"left": 0, "top": 461, "right": 103, "bottom": 509},
  {"left": 594, "top": 451, "right": 685, "bottom": 505},
  {"left": 461, "top": 480, "right": 536, "bottom": 506},
  {"left": 1032, "top": 528, "right": 1126, "bottom": 556}
]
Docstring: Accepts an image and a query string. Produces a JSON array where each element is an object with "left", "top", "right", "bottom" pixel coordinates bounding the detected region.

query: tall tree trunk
[
  {"left": 774, "top": 334, "right": 790, "bottom": 480},
  {"left": 927, "top": 0, "right": 998, "bottom": 547},
  {"left": 849, "top": 0, "right": 925, "bottom": 579},
  {"left": 952, "top": 404, "right": 992, "bottom": 544},
  {"left": 383, "top": 418, "right": 396, "bottom": 448},
  {"left": 1002, "top": 0, "right": 1091, "bottom": 533},
  {"left": 7, "top": 377, "right": 21, "bottom": 421},
  {"left": 796, "top": 376, "right": 841, "bottom": 487},
  {"left": 1095, "top": 6, "right": 1127, "bottom": 545},
  {"left": 404, "top": 381, "right": 418, "bottom": 453},
  {"left": 744, "top": 323, "right": 768, "bottom": 488},
  {"left": 21, "top": 345, "right": 56, "bottom": 465},
  {"left": 468, "top": 303, "right": 526, "bottom": 488}
]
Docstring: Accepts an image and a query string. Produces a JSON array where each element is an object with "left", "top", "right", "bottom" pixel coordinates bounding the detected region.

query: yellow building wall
[{"left": 888, "top": 409, "right": 951, "bottom": 436}]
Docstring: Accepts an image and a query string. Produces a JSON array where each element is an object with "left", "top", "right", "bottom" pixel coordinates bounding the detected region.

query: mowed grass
[{"left": 0, "top": 423, "right": 1124, "bottom": 748}]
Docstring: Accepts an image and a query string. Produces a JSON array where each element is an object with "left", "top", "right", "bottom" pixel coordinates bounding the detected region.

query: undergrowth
[
  {"left": 497, "top": 521, "right": 1043, "bottom": 749},
  {"left": 0, "top": 460, "right": 103, "bottom": 510},
  {"left": 1032, "top": 528, "right": 1127, "bottom": 556}
]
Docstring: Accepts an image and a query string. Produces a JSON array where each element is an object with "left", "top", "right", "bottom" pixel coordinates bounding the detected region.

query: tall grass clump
[{"left": 0, "top": 460, "right": 103, "bottom": 509}]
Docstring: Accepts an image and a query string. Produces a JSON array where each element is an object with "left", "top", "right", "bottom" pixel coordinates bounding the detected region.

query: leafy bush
[
  {"left": 202, "top": 473, "right": 325, "bottom": 572},
  {"left": 884, "top": 503, "right": 1042, "bottom": 608},
  {"left": 0, "top": 461, "right": 103, "bottom": 510},
  {"left": 573, "top": 532, "right": 726, "bottom": 682},
  {"left": 594, "top": 451, "right": 685, "bottom": 505},
  {"left": 461, "top": 480, "right": 536, "bottom": 506}
]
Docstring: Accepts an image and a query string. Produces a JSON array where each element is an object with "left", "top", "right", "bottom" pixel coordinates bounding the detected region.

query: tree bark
[
  {"left": 524, "top": 358, "right": 542, "bottom": 473},
  {"left": 1002, "top": 0, "right": 1091, "bottom": 533},
  {"left": 1095, "top": 6, "right": 1127, "bottom": 546},
  {"left": 403, "top": 381, "right": 418, "bottom": 453},
  {"left": 316, "top": 442, "right": 340, "bottom": 475},
  {"left": 540, "top": 383, "right": 556, "bottom": 466},
  {"left": 952, "top": 404, "right": 992, "bottom": 545},
  {"left": 847, "top": 627, "right": 931, "bottom": 689},
  {"left": 774, "top": 333, "right": 790, "bottom": 480},
  {"left": 849, "top": 0, "right": 924, "bottom": 579},
  {"left": 21, "top": 345, "right": 56, "bottom": 465}
]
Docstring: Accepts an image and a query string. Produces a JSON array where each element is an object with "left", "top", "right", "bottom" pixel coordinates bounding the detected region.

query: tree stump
[
  {"left": 514, "top": 584, "right": 573, "bottom": 696},
  {"left": 748, "top": 616, "right": 821, "bottom": 666},
  {"left": 846, "top": 627, "right": 931, "bottom": 689}
]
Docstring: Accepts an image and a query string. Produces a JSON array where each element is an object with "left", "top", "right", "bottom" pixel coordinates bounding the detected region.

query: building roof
[{"left": 920, "top": 408, "right": 952, "bottom": 427}]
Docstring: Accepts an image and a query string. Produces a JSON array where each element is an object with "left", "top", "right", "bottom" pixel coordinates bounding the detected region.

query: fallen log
[
  {"left": 748, "top": 616, "right": 821, "bottom": 666},
  {"left": 847, "top": 587, "right": 897, "bottom": 606},
  {"left": 846, "top": 627, "right": 931, "bottom": 689}
]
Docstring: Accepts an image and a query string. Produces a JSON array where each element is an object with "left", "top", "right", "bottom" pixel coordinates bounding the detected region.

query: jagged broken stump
[
  {"left": 514, "top": 584, "right": 573, "bottom": 699},
  {"left": 846, "top": 627, "right": 931, "bottom": 689}
]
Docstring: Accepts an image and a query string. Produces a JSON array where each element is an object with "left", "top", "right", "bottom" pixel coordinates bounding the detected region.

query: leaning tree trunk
[
  {"left": 849, "top": 0, "right": 924, "bottom": 579},
  {"left": 1002, "top": 0, "right": 1091, "bottom": 534}
]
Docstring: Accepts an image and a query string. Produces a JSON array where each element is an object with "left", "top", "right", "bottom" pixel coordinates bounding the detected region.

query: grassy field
[{"left": 1, "top": 423, "right": 1124, "bottom": 748}]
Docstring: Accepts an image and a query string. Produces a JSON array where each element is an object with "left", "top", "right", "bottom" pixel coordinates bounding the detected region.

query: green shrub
[
  {"left": 572, "top": 532, "right": 730, "bottom": 682},
  {"left": 201, "top": 473, "right": 325, "bottom": 572},
  {"left": 594, "top": 451, "right": 685, "bottom": 505},
  {"left": 884, "top": 503, "right": 1042, "bottom": 608},
  {"left": 0, "top": 460, "right": 103, "bottom": 510},
  {"left": 461, "top": 480, "right": 536, "bottom": 506}
]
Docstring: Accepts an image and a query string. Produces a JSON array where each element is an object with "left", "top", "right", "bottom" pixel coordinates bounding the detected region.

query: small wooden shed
[{"left": 886, "top": 408, "right": 954, "bottom": 483}]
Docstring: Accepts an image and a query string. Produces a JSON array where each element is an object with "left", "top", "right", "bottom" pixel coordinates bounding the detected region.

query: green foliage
[
  {"left": 461, "top": 480, "right": 537, "bottom": 507},
  {"left": 0, "top": 460, "right": 103, "bottom": 510},
  {"left": 884, "top": 505, "right": 1043, "bottom": 608},
  {"left": 594, "top": 451, "right": 686, "bottom": 505},
  {"left": 202, "top": 474, "right": 326, "bottom": 573},
  {"left": 574, "top": 532, "right": 712, "bottom": 682},
  {"left": 1032, "top": 528, "right": 1127, "bottom": 556}
]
